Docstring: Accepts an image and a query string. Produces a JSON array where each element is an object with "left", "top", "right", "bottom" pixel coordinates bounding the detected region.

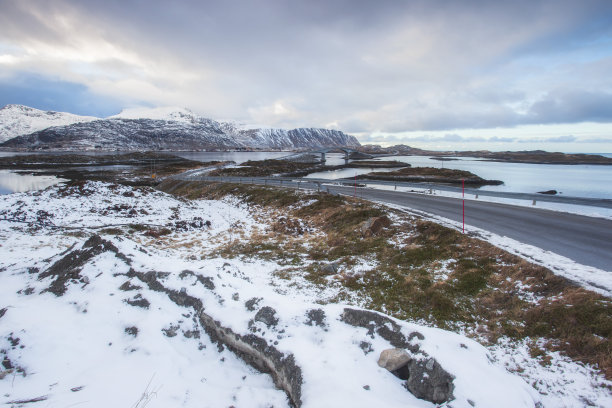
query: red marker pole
[{"left": 462, "top": 179, "right": 465, "bottom": 233}]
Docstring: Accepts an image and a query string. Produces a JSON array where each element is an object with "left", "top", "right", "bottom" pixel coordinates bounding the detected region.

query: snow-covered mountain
[
  {"left": 110, "top": 106, "right": 205, "bottom": 124},
  {"left": 0, "top": 105, "right": 360, "bottom": 151},
  {"left": 0, "top": 105, "right": 98, "bottom": 143}
]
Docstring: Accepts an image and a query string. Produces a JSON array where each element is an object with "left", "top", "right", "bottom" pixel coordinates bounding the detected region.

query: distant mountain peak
[
  {"left": 0, "top": 104, "right": 99, "bottom": 143},
  {"left": 109, "top": 106, "right": 200, "bottom": 123},
  {"left": 0, "top": 104, "right": 360, "bottom": 150}
]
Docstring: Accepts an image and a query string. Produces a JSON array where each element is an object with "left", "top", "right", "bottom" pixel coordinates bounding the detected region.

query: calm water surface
[
  {"left": 0, "top": 151, "right": 611, "bottom": 198},
  {"left": 307, "top": 154, "right": 612, "bottom": 199},
  {"left": 0, "top": 151, "right": 289, "bottom": 194},
  {"left": 0, "top": 170, "right": 66, "bottom": 195}
]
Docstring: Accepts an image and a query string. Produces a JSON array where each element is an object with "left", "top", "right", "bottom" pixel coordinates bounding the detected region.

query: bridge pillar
[{"left": 320, "top": 152, "right": 326, "bottom": 162}]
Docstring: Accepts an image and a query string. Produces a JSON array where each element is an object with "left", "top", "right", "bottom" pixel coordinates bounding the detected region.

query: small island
[
  {"left": 208, "top": 159, "right": 410, "bottom": 177},
  {"left": 358, "top": 145, "right": 612, "bottom": 165},
  {"left": 357, "top": 166, "right": 503, "bottom": 186}
]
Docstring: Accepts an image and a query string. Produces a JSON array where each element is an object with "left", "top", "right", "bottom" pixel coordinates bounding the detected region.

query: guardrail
[{"left": 172, "top": 174, "right": 612, "bottom": 209}]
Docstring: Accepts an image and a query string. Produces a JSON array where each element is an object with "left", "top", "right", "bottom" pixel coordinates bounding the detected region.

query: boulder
[
  {"left": 377, "top": 348, "right": 455, "bottom": 404},
  {"left": 320, "top": 262, "right": 339, "bottom": 275},
  {"left": 361, "top": 216, "right": 391, "bottom": 237},
  {"left": 254, "top": 306, "right": 279, "bottom": 327},
  {"left": 377, "top": 348, "right": 412, "bottom": 371},
  {"left": 405, "top": 357, "right": 455, "bottom": 404},
  {"left": 305, "top": 309, "right": 326, "bottom": 327},
  {"left": 244, "top": 297, "right": 262, "bottom": 311}
]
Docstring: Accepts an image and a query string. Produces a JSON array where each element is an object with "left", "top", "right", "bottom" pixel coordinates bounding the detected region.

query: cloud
[
  {"left": 360, "top": 133, "right": 518, "bottom": 144},
  {"left": 582, "top": 137, "right": 612, "bottom": 143},
  {"left": 526, "top": 89, "right": 612, "bottom": 124},
  {"left": 0, "top": 0, "right": 611, "bottom": 134},
  {"left": 0, "top": 73, "right": 123, "bottom": 116},
  {"left": 517, "top": 135, "right": 577, "bottom": 143}
]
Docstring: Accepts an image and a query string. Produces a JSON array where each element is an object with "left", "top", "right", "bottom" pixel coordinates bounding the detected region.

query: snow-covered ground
[{"left": 1, "top": 182, "right": 610, "bottom": 407}]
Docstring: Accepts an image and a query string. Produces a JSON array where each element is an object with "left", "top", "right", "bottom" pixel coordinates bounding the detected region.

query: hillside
[
  {"left": 0, "top": 105, "right": 360, "bottom": 151},
  {"left": 0, "top": 105, "right": 97, "bottom": 143}
]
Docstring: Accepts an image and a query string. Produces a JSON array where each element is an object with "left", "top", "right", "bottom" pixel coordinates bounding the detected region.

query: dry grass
[{"left": 157, "top": 180, "right": 612, "bottom": 379}]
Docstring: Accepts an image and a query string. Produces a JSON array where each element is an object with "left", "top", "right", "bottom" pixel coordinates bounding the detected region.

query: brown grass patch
[{"left": 157, "top": 178, "right": 612, "bottom": 379}]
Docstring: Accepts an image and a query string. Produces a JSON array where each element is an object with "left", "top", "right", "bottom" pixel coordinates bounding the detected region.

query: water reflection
[
  {"left": 173, "top": 151, "right": 288, "bottom": 164},
  {"left": 1, "top": 151, "right": 611, "bottom": 199},
  {"left": 0, "top": 170, "right": 65, "bottom": 194},
  {"left": 306, "top": 155, "right": 612, "bottom": 199}
]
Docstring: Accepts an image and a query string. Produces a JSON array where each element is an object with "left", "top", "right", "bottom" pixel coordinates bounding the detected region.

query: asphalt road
[
  {"left": 178, "top": 174, "right": 612, "bottom": 271},
  {"left": 326, "top": 184, "right": 612, "bottom": 271}
]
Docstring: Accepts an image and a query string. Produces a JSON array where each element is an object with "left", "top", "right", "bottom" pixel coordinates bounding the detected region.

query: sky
[{"left": 1, "top": 0, "right": 612, "bottom": 152}]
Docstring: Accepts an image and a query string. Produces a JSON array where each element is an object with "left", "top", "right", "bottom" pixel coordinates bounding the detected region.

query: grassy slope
[{"left": 158, "top": 179, "right": 612, "bottom": 380}]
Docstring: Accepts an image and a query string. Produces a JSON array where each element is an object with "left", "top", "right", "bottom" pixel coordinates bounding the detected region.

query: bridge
[{"left": 282, "top": 147, "right": 368, "bottom": 163}]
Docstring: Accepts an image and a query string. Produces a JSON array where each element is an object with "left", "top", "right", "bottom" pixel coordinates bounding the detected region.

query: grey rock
[
  {"left": 38, "top": 235, "right": 130, "bottom": 296},
  {"left": 305, "top": 309, "right": 326, "bottom": 327},
  {"left": 340, "top": 308, "right": 422, "bottom": 352},
  {"left": 342, "top": 308, "right": 454, "bottom": 404},
  {"left": 125, "top": 295, "right": 150, "bottom": 309},
  {"left": 361, "top": 216, "right": 391, "bottom": 237},
  {"left": 320, "top": 262, "right": 339, "bottom": 275},
  {"left": 124, "top": 326, "right": 138, "bottom": 337},
  {"left": 426, "top": 357, "right": 434, "bottom": 371},
  {"left": 405, "top": 358, "right": 455, "bottom": 404},
  {"left": 162, "top": 324, "right": 179, "bottom": 337},
  {"left": 199, "top": 311, "right": 303, "bottom": 407},
  {"left": 359, "top": 341, "right": 373, "bottom": 355},
  {"left": 245, "top": 297, "right": 262, "bottom": 311},
  {"left": 178, "top": 270, "right": 215, "bottom": 290},
  {"left": 254, "top": 306, "right": 279, "bottom": 328},
  {"left": 118, "top": 280, "right": 141, "bottom": 291},
  {"left": 378, "top": 348, "right": 412, "bottom": 372},
  {"left": 232, "top": 293, "right": 240, "bottom": 301}
]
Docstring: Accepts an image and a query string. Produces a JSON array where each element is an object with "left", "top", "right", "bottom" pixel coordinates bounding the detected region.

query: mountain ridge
[
  {"left": 0, "top": 104, "right": 360, "bottom": 151},
  {"left": 0, "top": 104, "right": 98, "bottom": 143}
]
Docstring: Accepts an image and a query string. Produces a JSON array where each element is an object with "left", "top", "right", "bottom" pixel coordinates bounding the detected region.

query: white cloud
[{"left": 0, "top": 0, "right": 611, "bottom": 151}]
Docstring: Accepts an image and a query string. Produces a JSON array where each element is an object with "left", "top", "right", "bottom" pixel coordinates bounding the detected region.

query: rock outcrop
[{"left": 342, "top": 308, "right": 455, "bottom": 404}]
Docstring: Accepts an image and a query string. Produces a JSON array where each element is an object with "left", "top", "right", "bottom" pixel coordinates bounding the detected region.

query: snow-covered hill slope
[
  {"left": 0, "top": 105, "right": 360, "bottom": 151},
  {"left": 110, "top": 106, "right": 206, "bottom": 124},
  {"left": 0, "top": 105, "right": 98, "bottom": 143},
  {"left": 0, "top": 181, "right": 549, "bottom": 408}
]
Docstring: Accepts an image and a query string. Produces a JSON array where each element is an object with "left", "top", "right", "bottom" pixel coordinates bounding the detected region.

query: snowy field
[{"left": 1, "top": 182, "right": 610, "bottom": 407}]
